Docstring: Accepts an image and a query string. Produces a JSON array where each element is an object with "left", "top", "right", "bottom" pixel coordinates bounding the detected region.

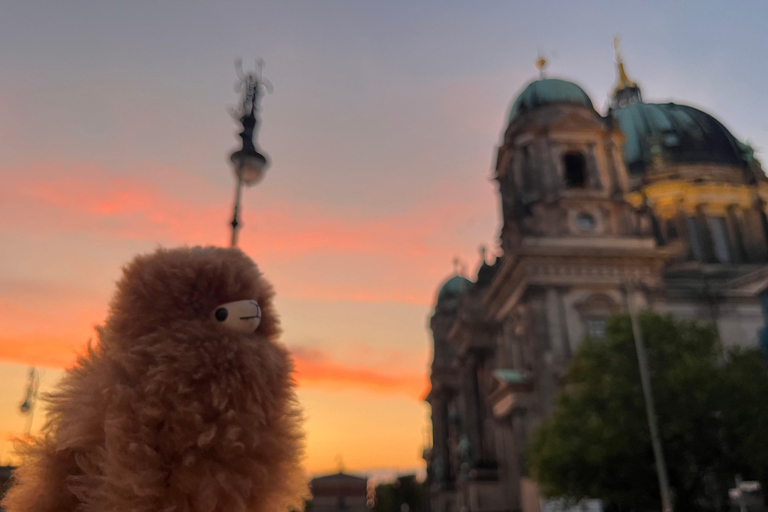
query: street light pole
[
  {"left": 230, "top": 175, "right": 244, "bottom": 247},
  {"left": 228, "top": 59, "right": 271, "bottom": 247},
  {"left": 19, "top": 367, "right": 40, "bottom": 436},
  {"left": 735, "top": 475, "right": 747, "bottom": 512},
  {"left": 624, "top": 281, "right": 673, "bottom": 512}
]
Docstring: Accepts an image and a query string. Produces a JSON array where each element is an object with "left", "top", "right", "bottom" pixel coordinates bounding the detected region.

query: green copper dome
[
  {"left": 509, "top": 78, "right": 595, "bottom": 123},
  {"left": 437, "top": 275, "right": 470, "bottom": 301},
  {"left": 436, "top": 275, "right": 471, "bottom": 304},
  {"left": 611, "top": 102, "right": 748, "bottom": 174}
]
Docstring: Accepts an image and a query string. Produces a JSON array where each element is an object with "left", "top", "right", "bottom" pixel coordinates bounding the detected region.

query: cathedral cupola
[
  {"left": 434, "top": 266, "right": 472, "bottom": 314},
  {"left": 495, "top": 58, "right": 646, "bottom": 251},
  {"left": 508, "top": 78, "right": 595, "bottom": 124},
  {"left": 611, "top": 36, "right": 643, "bottom": 108},
  {"left": 506, "top": 54, "right": 596, "bottom": 126}
]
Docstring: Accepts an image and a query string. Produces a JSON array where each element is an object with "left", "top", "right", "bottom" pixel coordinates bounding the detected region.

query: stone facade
[{"left": 424, "top": 59, "right": 768, "bottom": 512}]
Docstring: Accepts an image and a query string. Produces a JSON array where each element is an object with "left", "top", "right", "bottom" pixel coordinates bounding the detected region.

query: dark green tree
[
  {"left": 372, "top": 475, "right": 425, "bottom": 512},
  {"left": 719, "top": 348, "right": 768, "bottom": 498},
  {"left": 527, "top": 313, "right": 768, "bottom": 512}
]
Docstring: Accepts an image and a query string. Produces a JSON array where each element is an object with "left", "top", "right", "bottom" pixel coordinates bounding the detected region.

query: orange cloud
[
  {"left": 0, "top": 274, "right": 433, "bottom": 400},
  {"left": 0, "top": 278, "right": 107, "bottom": 369},
  {"left": 0, "top": 329, "right": 426, "bottom": 400},
  {"left": 0, "top": 308, "right": 103, "bottom": 370},
  {"left": 0, "top": 335, "right": 87, "bottom": 369},
  {"left": 291, "top": 346, "right": 428, "bottom": 400}
]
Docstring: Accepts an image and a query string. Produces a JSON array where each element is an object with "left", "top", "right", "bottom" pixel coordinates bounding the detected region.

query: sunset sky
[{"left": 2, "top": 0, "right": 768, "bottom": 477}]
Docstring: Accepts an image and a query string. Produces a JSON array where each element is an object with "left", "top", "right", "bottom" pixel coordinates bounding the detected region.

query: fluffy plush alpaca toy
[{"left": 2, "top": 246, "right": 307, "bottom": 512}]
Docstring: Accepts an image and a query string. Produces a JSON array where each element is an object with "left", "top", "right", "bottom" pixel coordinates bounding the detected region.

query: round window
[{"left": 576, "top": 213, "right": 596, "bottom": 231}]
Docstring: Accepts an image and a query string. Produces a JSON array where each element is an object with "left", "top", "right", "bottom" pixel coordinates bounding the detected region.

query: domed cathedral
[{"left": 424, "top": 44, "right": 768, "bottom": 512}]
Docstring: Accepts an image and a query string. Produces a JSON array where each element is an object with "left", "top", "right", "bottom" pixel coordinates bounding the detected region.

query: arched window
[
  {"left": 687, "top": 217, "right": 706, "bottom": 261},
  {"left": 665, "top": 219, "right": 678, "bottom": 241},
  {"left": 521, "top": 146, "right": 533, "bottom": 193},
  {"left": 709, "top": 217, "right": 732, "bottom": 263},
  {"left": 575, "top": 294, "right": 620, "bottom": 341},
  {"left": 586, "top": 318, "right": 607, "bottom": 339},
  {"left": 563, "top": 152, "right": 587, "bottom": 189},
  {"left": 727, "top": 206, "right": 746, "bottom": 263}
]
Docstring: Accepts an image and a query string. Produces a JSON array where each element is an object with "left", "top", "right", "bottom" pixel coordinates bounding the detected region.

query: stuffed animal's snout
[{"left": 212, "top": 299, "right": 262, "bottom": 333}]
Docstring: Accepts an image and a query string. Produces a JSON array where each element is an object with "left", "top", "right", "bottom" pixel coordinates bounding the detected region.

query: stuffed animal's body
[{"left": 3, "top": 246, "right": 307, "bottom": 512}]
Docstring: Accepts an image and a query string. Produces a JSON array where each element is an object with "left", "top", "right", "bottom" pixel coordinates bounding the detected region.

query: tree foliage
[
  {"left": 527, "top": 313, "right": 768, "bottom": 512},
  {"left": 372, "top": 475, "right": 425, "bottom": 512}
]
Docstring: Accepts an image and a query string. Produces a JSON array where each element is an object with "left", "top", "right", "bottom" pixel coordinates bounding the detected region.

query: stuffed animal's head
[{"left": 104, "top": 246, "right": 280, "bottom": 345}]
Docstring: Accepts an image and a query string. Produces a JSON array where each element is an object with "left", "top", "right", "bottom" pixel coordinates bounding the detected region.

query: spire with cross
[{"left": 535, "top": 53, "right": 547, "bottom": 79}]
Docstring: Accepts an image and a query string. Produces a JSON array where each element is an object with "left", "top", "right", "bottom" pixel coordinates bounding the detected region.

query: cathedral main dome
[
  {"left": 508, "top": 78, "right": 594, "bottom": 123},
  {"left": 611, "top": 101, "right": 748, "bottom": 175}
]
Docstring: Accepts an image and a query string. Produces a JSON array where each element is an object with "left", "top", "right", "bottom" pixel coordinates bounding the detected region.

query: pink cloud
[
  {"left": 1, "top": 161, "right": 495, "bottom": 304},
  {"left": 3, "top": 162, "right": 488, "bottom": 251}
]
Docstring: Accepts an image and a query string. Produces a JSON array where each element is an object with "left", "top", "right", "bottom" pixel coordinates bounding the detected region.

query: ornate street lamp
[{"left": 229, "top": 59, "right": 271, "bottom": 247}]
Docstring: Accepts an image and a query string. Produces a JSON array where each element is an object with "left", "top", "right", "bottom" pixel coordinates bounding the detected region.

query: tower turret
[{"left": 611, "top": 36, "right": 643, "bottom": 108}]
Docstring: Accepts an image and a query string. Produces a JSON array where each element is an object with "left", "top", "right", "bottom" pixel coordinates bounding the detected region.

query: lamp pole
[
  {"left": 229, "top": 59, "right": 270, "bottom": 247},
  {"left": 231, "top": 174, "right": 243, "bottom": 247},
  {"left": 19, "top": 367, "right": 40, "bottom": 436},
  {"left": 624, "top": 281, "right": 673, "bottom": 512}
]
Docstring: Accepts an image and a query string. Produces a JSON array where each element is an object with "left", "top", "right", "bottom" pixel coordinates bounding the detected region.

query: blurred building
[
  {"left": 310, "top": 471, "right": 369, "bottom": 512},
  {"left": 424, "top": 49, "right": 768, "bottom": 512}
]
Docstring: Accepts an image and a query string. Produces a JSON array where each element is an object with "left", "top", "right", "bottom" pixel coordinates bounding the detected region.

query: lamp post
[
  {"left": 229, "top": 59, "right": 271, "bottom": 247},
  {"left": 19, "top": 367, "right": 40, "bottom": 436},
  {"left": 624, "top": 281, "right": 673, "bottom": 512}
]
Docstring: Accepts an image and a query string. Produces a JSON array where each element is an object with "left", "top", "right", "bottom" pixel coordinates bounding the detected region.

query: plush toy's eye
[{"left": 212, "top": 299, "right": 261, "bottom": 333}]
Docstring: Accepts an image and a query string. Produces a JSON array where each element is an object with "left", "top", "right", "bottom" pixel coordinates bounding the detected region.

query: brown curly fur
[{"left": 2, "top": 246, "right": 308, "bottom": 512}]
